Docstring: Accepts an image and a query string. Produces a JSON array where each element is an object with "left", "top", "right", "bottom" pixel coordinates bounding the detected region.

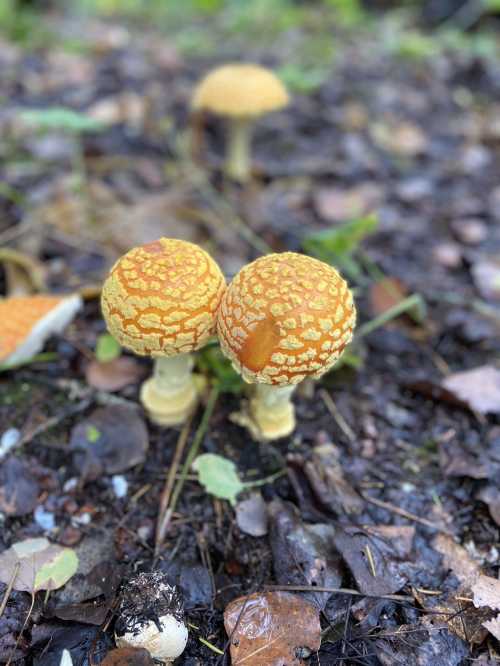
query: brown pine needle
[{"left": 361, "top": 493, "right": 453, "bottom": 535}]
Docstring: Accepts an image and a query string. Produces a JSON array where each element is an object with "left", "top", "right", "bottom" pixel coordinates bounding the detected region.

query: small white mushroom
[{"left": 115, "top": 572, "right": 188, "bottom": 663}]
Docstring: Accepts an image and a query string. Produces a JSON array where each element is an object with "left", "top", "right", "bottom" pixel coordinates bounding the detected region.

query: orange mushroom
[
  {"left": 101, "top": 238, "right": 226, "bottom": 426},
  {"left": 217, "top": 252, "right": 356, "bottom": 440}
]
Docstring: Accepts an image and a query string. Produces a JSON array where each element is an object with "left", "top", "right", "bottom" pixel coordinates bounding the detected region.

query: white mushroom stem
[
  {"left": 140, "top": 353, "right": 199, "bottom": 426},
  {"left": 250, "top": 384, "right": 297, "bottom": 440},
  {"left": 226, "top": 117, "right": 253, "bottom": 182},
  {"left": 152, "top": 354, "right": 194, "bottom": 395}
]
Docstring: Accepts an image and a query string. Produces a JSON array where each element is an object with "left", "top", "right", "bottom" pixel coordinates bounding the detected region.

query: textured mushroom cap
[
  {"left": 101, "top": 238, "right": 225, "bottom": 357},
  {"left": 192, "top": 64, "right": 289, "bottom": 117},
  {"left": 217, "top": 253, "right": 356, "bottom": 385},
  {"left": 0, "top": 294, "right": 82, "bottom": 366}
]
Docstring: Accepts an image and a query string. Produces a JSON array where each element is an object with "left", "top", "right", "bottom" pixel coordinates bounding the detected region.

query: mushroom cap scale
[
  {"left": 0, "top": 294, "right": 82, "bottom": 366},
  {"left": 192, "top": 64, "right": 289, "bottom": 118},
  {"left": 101, "top": 238, "right": 226, "bottom": 357},
  {"left": 217, "top": 253, "right": 356, "bottom": 386}
]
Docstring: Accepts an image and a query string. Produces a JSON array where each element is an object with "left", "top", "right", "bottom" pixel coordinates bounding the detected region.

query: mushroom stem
[
  {"left": 226, "top": 117, "right": 253, "bottom": 182},
  {"left": 140, "top": 354, "right": 199, "bottom": 426},
  {"left": 250, "top": 384, "right": 296, "bottom": 440}
]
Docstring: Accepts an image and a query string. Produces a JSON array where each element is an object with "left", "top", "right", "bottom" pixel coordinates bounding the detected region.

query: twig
[
  {"left": 319, "top": 389, "right": 355, "bottom": 443},
  {"left": 155, "top": 416, "right": 194, "bottom": 554},
  {"left": 361, "top": 493, "right": 453, "bottom": 535},
  {"left": 156, "top": 386, "right": 219, "bottom": 539},
  {"left": 0, "top": 563, "right": 20, "bottom": 618},
  {"left": 265, "top": 585, "right": 414, "bottom": 603}
]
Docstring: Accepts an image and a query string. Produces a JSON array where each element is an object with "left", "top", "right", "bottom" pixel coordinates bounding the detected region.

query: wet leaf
[
  {"left": 85, "top": 357, "right": 145, "bottom": 392},
  {"left": 95, "top": 334, "right": 121, "bottom": 363},
  {"left": 224, "top": 591, "right": 321, "bottom": 666},
  {"left": 0, "top": 538, "right": 78, "bottom": 593},
  {"left": 69, "top": 405, "right": 148, "bottom": 480},
  {"left": 193, "top": 453, "right": 244, "bottom": 505},
  {"left": 442, "top": 366, "right": 500, "bottom": 415}
]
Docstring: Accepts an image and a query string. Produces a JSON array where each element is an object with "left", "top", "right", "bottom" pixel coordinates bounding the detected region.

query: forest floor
[{"left": 1, "top": 5, "right": 500, "bottom": 665}]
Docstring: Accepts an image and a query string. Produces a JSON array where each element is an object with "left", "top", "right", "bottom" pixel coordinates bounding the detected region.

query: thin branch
[
  {"left": 361, "top": 493, "right": 453, "bottom": 535},
  {"left": 265, "top": 584, "right": 413, "bottom": 603}
]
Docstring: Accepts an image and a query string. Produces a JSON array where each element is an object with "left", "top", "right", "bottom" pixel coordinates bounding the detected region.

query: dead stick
[
  {"left": 361, "top": 493, "right": 453, "bottom": 535},
  {"left": 155, "top": 416, "right": 194, "bottom": 554}
]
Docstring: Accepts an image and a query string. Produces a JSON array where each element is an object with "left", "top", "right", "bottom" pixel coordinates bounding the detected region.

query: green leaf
[
  {"left": 193, "top": 453, "right": 244, "bottom": 505},
  {"left": 303, "top": 214, "right": 378, "bottom": 264},
  {"left": 0, "top": 538, "right": 79, "bottom": 593},
  {"left": 21, "top": 107, "right": 106, "bottom": 134},
  {"left": 95, "top": 333, "right": 121, "bottom": 363},
  {"left": 33, "top": 548, "right": 79, "bottom": 592}
]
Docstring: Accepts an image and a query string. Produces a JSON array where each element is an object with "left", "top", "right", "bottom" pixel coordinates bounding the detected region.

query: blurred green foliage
[{"left": 198, "top": 344, "right": 244, "bottom": 394}]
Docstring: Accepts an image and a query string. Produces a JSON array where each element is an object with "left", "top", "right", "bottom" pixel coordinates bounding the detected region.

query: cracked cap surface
[
  {"left": 192, "top": 64, "right": 289, "bottom": 117},
  {"left": 217, "top": 252, "right": 356, "bottom": 385},
  {"left": 101, "top": 238, "right": 226, "bottom": 357}
]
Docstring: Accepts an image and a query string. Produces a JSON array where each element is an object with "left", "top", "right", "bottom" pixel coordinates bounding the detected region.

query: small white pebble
[
  {"left": 112, "top": 475, "right": 128, "bottom": 499},
  {"left": 0, "top": 428, "right": 21, "bottom": 459},
  {"left": 63, "top": 478, "right": 79, "bottom": 493},
  {"left": 34, "top": 506, "right": 56, "bottom": 532},
  {"left": 401, "top": 482, "right": 416, "bottom": 493}
]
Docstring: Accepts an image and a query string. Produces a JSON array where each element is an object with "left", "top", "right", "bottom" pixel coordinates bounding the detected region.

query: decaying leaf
[
  {"left": 224, "top": 591, "right": 321, "bottom": 666},
  {"left": 432, "top": 534, "right": 481, "bottom": 588},
  {"left": 236, "top": 493, "right": 268, "bottom": 537},
  {"left": 0, "top": 538, "right": 78, "bottom": 593},
  {"left": 85, "top": 357, "right": 146, "bottom": 392}
]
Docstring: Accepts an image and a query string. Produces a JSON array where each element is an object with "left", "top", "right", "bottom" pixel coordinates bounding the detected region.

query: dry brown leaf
[
  {"left": 314, "top": 183, "right": 382, "bottom": 223},
  {"left": 369, "top": 277, "right": 408, "bottom": 318}
]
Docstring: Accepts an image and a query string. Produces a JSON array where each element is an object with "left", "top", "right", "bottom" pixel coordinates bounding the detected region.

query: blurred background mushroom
[
  {"left": 217, "top": 252, "right": 356, "bottom": 440},
  {"left": 192, "top": 63, "right": 289, "bottom": 183},
  {"left": 101, "top": 238, "right": 226, "bottom": 426}
]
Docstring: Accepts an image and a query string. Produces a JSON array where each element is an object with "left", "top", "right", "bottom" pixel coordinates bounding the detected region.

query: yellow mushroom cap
[
  {"left": 101, "top": 238, "right": 226, "bottom": 358},
  {"left": 217, "top": 253, "right": 356, "bottom": 386},
  {"left": 0, "top": 294, "right": 82, "bottom": 366},
  {"left": 192, "top": 64, "right": 289, "bottom": 118}
]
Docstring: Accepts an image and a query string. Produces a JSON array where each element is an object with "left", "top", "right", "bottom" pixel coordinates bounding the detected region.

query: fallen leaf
[
  {"left": 95, "top": 334, "right": 121, "bottom": 363},
  {"left": 332, "top": 525, "right": 407, "bottom": 596},
  {"left": 85, "top": 357, "right": 145, "bottom": 392},
  {"left": 442, "top": 366, "right": 500, "bottom": 415},
  {"left": 224, "top": 591, "right": 321, "bottom": 666},
  {"left": 433, "top": 534, "right": 480, "bottom": 587},
  {"left": 372, "top": 120, "right": 428, "bottom": 157},
  {"left": 302, "top": 444, "right": 364, "bottom": 515},
  {"left": 236, "top": 493, "right": 268, "bottom": 537},
  {"left": 0, "top": 538, "right": 78, "bottom": 593},
  {"left": 69, "top": 405, "right": 148, "bottom": 480},
  {"left": 193, "top": 454, "right": 244, "bottom": 505}
]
